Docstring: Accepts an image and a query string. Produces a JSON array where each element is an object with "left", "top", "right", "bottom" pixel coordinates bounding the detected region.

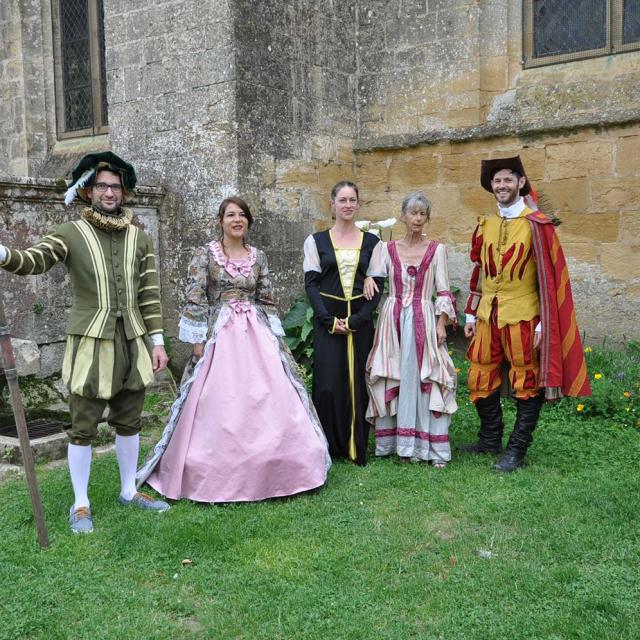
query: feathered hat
[
  {"left": 480, "top": 156, "right": 532, "bottom": 196},
  {"left": 64, "top": 152, "right": 137, "bottom": 206}
]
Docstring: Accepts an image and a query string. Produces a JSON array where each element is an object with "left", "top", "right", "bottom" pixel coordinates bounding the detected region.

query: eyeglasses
[{"left": 94, "top": 182, "right": 123, "bottom": 193}]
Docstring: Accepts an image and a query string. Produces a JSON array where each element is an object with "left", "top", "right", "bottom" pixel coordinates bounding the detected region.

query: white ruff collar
[{"left": 497, "top": 197, "right": 526, "bottom": 219}]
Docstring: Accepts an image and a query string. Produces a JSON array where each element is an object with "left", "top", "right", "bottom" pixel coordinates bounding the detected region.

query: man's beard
[{"left": 92, "top": 203, "right": 123, "bottom": 217}]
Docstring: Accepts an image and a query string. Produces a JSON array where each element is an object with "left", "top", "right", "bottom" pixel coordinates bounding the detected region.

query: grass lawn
[{"left": 1, "top": 346, "right": 639, "bottom": 640}]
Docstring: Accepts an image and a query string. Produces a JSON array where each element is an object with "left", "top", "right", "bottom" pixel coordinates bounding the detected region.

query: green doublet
[
  {"left": 0, "top": 208, "right": 163, "bottom": 339},
  {"left": 1, "top": 208, "right": 162, "bottom": 403}
]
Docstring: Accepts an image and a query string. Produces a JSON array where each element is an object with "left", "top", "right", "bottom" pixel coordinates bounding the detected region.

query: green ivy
[{"left": 282, "top": 295, "right": 314, "bottom": 372}]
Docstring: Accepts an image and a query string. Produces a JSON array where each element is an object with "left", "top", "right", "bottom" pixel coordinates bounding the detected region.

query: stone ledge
[
  {"left": 0, "top": 409, "right": 162, "bottom": 466},
  {"left": 0, "top": 431, "right": 68, "bottom": 466},
  {"left": 0, "top": 177, "right": 166, "bottom": 208},
  {"left": 354, "top": 111, "right": 640, "bottom": 152}
]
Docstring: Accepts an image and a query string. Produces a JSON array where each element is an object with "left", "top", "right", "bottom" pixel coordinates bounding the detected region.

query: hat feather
[{"left": 64, "top": 168, "right": 95, "bottom": 206}]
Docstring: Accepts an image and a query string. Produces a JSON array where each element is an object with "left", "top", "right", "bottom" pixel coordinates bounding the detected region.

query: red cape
[{"left": 528, "top": 211, "right": 591, "bottom": 397}]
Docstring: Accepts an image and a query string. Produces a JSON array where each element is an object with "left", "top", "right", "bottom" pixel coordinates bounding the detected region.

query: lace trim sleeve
[{"left": 178, "top": 316, "right": 208, "bottom": 343}]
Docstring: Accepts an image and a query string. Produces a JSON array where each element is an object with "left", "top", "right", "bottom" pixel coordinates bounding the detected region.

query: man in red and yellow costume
[{"left": 461, "top": 156, "right": 590, "bottom": 472}]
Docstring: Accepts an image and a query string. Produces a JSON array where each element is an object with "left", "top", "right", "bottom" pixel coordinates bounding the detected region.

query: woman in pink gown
[{"left": 137, "top": 197, "right": 330, "bottom": 502}]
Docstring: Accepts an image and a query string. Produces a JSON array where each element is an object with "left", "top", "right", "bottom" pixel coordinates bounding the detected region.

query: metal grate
[
  {"left": 533, "top": 0, "right": 607, "bottom": 57},
  {"left": 0, "top": 418, "right": 69, "bottom": 440}
]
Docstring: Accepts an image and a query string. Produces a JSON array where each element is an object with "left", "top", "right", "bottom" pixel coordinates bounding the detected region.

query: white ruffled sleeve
[
  {"left": 178, "top": 316, "right": 208, "bottom": 343},
  {"left": 366, "top": 241, "right": 388, "bottom": 278},
  {"left": 433, "top": 244, "right": 457, "bottom": 324},
  {"left": 302, "top": 235, "right": 321, "bottom": 273}
]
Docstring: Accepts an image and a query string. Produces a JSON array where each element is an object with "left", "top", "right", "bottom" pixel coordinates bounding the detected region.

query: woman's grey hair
[{"left": 401, "top": 192, "right": 432, "bottom": 218}]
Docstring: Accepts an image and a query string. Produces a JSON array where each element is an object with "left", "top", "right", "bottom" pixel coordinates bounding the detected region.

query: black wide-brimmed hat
[
  {"left": 480, "top": 156, "right": 531, "bottom": 196},
  {"left": 65, "top": 151, "right": 136, "bottom": 205}
]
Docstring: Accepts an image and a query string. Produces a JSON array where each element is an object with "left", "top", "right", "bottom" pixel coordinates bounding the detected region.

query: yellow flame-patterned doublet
[{"left": 475, "top": 208, "right": 539, "bottom": 328}]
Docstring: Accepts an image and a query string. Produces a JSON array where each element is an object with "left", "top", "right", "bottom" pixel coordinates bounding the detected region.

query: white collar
[{"left": 497, "top": 197, "right": 526, "bottom": 219}]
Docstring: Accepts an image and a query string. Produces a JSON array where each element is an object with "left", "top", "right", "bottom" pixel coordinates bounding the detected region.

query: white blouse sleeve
[
  {"left": 366, "top": 241, "right": 388, "bottom": 278},
  {"left": 302, "top": 235, "right": 321, "bottom": 273},
  {"left": 433, "top": 244, "right": 457, "bottom": 322}
]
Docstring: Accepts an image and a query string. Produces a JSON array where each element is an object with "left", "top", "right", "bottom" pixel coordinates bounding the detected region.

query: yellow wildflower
[
  {"left": 584, "top": 347, "right": 592, "bottom": 353},
  {"left": 455, "top": 368, "right": 461, "bottom": 374},
  {"left": 594, "top": 373, "right": 603, "bottom": 380},
  {"left": 448, "top": 350, "right": 453, "bottom": 355},
  {"left": 576, "top": 404, "right": 585, "bottom": 412},
  {"left": 623, "top": 391, "right": 631, "bottom": 398}
]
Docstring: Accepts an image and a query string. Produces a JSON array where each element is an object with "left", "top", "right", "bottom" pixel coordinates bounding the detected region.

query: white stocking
[
  {"left": 68, "top": 443, "right": 92, "bottom": 509},
  {"left": 116, "top": 434, "right": 140, "bottom": 500}
]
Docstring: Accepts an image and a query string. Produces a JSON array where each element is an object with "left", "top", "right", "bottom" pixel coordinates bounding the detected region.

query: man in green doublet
[{"left": 0, "top": 152, "right": 170, "bottom": 533}]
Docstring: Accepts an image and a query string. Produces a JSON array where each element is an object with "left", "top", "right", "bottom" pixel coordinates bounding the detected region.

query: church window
[
  {"left": 523, "top": 0, "right": 640, "bottom": 67},
  {"left": 52, "top": 0, "right": 108, "bottom": 137}
]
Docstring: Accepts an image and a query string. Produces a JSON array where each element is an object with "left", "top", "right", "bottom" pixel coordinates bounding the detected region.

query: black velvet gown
[{"left": 304, "top": 230, "right": 382, "bottom": 465}]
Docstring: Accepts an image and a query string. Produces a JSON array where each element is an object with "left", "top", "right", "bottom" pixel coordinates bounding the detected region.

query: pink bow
[
  {"left": 229, "top": 299, "right": 252, "bottom": 314},
  {"left": 224, "top": 260, "right": 253, "bottom": 278}
]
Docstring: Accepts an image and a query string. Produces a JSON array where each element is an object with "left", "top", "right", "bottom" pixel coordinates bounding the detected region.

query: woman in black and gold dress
[{"left": 303, "top": 181, "right": 383, "bottom": 465}]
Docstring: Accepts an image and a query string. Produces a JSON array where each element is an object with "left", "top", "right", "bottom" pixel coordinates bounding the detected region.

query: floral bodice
[{"left": 178, "top": 241, "right": 279, "bottom": 343}]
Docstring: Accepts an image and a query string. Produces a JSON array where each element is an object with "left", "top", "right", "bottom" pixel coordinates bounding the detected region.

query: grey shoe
[
  {"left": 118, "top": 492, "right": 170, "bottom": 512},
  {"left": 69, "top": 505, "right": 94, "bottom": 534}
]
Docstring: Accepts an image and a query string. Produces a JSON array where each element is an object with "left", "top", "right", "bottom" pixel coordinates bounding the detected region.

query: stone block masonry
[
  {"left": 345, "top": 126, "right": 640, "bottom": 344},
  {"left": 1, "top": 0, "right": 639, "bottom": 362}
]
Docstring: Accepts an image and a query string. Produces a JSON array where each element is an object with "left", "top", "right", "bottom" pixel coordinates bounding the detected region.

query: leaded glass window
[
  {"left": 623, "top": 0, "right": 640, "bottom": 44},
  {"left": 53, "top": 0, "right": 108, "bottom": 137},
  {"left": 523, "top": 0, "right": 640, "bottom": 67}
]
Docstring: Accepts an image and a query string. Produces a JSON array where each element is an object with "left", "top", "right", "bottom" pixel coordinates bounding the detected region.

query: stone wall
[
  {"left": 0, "top": 178, "right": 164, "bottom": 376},
  {"left": 1, "top": 0, "right": 638, "bottom": 354},
  {"left": 356, "top": 0, "right": 640, "bottom": 146},
  {"left": 233, "top": 0, "right": 359, "bottom": 308},
  {"left": 0, "top": 0, "right": 58, "bottom": 178},
  {"left": 104, "top": 0, "right": 238, "bottom": 340},
  {"left": 0, "top": 0, "right": 28, "bottom": 176},
  {"left": 348, "top": 126, "right": 640, "bottom": 343},
  {"left": 106, "top": 0, "right": 362, "bottom": 316}
]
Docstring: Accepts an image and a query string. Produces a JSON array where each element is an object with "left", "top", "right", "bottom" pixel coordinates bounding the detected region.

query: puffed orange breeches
[{"left": 467, "top": 310, "right": 540, "bottom": 402}]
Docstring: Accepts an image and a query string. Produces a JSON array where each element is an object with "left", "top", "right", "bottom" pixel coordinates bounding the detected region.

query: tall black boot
[
  {"left": 493, "top": 394, "right": 543, "bottom": 472},
  {"left": 458, "top": 390, "right": 504, "bottom": 454}
]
